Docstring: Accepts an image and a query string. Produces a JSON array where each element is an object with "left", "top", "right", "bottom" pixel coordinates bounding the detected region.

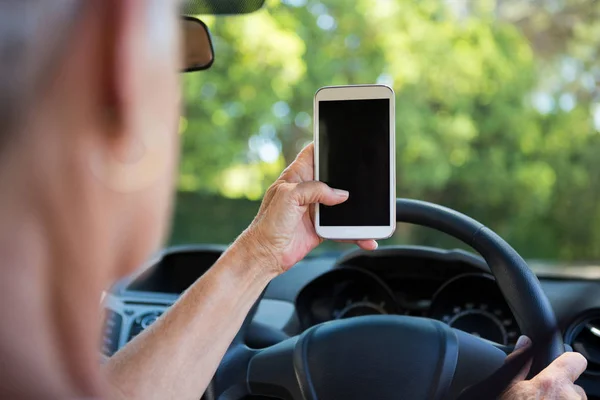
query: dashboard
[
  {"left": 295, "top": 248, "right": 520, "bottom": 346},
  {"left": 102, "top": 245, "right": 600, "bottom": 399}
]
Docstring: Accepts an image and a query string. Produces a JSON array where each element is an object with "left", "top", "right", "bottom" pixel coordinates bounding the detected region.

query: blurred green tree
[{"left": 173, "top": 0, "right": 600, "bottom": 263}]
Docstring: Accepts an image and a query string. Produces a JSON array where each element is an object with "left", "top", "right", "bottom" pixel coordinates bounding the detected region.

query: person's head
[{"left": 1, "top": 0, "right": 184, "bottom": 282}]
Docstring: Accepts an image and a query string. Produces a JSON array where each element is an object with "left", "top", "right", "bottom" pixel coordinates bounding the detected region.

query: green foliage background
[{"left": 172, "top": 0, "right": 600, "bottom": 263}]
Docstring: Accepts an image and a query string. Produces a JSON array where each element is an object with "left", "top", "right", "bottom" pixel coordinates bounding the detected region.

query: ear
[{"left": 95, "top": 0, "right": 181, "bottom": 193}]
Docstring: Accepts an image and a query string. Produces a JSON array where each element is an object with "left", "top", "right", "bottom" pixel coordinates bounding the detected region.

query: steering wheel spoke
[
  {"left": 205, "top": 344, "right": 255, "bottom": 400},
  {"left": 247, "top": 336, "right": 304, "bottom": 400}
]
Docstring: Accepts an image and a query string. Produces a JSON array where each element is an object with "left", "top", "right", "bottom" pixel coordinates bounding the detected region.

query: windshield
[{"left": 172, "top": 0, "right": 600, "bottom": 266}]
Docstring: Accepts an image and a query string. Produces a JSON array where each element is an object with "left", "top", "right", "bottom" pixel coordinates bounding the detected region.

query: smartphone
[{"left": 314, "top": 84, "right": 396, "bottom": 240}]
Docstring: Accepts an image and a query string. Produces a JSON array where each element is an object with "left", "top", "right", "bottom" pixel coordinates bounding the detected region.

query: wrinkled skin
[
  {"left": 502, "top": 336, "right": 587, "bottom": 400},
  {"left": 245, "top": 143, "right": 377, "bottom": 274}
]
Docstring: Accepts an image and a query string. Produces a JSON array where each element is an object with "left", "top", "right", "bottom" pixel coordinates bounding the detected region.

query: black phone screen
[{"left": 318, "top": 98, "right": 391, "bottom": 226}]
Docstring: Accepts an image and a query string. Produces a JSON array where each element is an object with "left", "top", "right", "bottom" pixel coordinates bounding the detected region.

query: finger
[
  {"left": 536, "top": 352, "right": 588, "bottom": 383},
  {"left": 573, "top": 384, "right": 587, "bottom": 399},
  {"left": 333, "top": 240, "right": 379, "bottom": 250},
  {"left": 292, "top": 181, "right": 348, "bottom": 206},
  {"left": 280, "top": 143, "right": 314, "bottom": 183},
  {"left": 356, "top": 240, "right": 378, "bottom": 250},
  {"left": 334, "top": 239, "right": 377, "bottom": 245},
  {"left": 514, "top": 335, "right": 531, "bottom": 352},
  {"left": 505, "top": 336, "right": 533, "bottom": 384}
]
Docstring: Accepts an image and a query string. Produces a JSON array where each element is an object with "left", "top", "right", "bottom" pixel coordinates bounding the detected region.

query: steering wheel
[{"left": 205, "top": 199, "right": 565, "bottom": 400}]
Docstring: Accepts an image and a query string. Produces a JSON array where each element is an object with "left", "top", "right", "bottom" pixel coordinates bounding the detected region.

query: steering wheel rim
[
  {"left": 206, "top": 198, "right": 564, "bottom": 400},
  {"left": 394, "top": 199, "right": 564, "bottom": 371}
]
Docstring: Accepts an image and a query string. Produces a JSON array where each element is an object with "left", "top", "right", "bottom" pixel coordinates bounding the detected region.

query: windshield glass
[{"left": 172, "top": 0, "right": 600, "bottom": 267}]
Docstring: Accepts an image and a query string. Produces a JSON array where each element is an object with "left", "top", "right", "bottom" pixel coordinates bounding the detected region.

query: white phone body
[{"left": 314, "top": 84, "right": 396, "bottom": 240}]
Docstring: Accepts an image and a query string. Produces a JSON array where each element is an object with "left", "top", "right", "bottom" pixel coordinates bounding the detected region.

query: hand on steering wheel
[{"left": 501, "top": 336, "right": 587, "bottom": 400}]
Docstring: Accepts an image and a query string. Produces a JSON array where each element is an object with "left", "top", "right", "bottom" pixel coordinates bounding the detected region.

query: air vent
[
  {"left": 566, "top": 314, "right": 600, "bottom": 376},
  {"left": 101, "top": 309, "right": 123, "bottom": 357}
]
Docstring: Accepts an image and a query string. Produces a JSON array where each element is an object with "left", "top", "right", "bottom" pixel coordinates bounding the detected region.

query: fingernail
[
  {"left": 515, "top": 335, "right": 531, "bottom": 350},
  {"left": 333, "top": 189, "right": 349, "bottom": 197},
  {"left": 373, "top": 241, "right": 378, "bottom": 250}
]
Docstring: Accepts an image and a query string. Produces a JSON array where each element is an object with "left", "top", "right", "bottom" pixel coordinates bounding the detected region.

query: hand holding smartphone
[{"left": 314, "top": 85, "right": 396, "bottom": 240}]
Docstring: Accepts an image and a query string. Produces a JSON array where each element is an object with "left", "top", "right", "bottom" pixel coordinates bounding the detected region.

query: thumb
[
  {"left": 456, "top": 335, "right": 533, "bottom": 400},
  {"left": 506, "top": 335, "right": 533, "bottom": 384},
  {"left": 514, "top": 335, "right": 531, "bottom": 352},
  {"left": 292, "top": 181, "right": 349, "bottom": 206}
]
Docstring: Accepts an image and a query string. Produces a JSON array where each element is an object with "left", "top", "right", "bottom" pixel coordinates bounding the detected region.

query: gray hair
[{"left": 0, "top": 1, "right": 83, "bottom": 143}]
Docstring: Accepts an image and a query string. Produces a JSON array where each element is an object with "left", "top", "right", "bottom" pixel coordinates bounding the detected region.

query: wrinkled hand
[
  {"left": 241, "top": 143, "right": 377, "bottom": 274},
  {"left": 501, "top": 336, "right": 588, "bottom": 399}
]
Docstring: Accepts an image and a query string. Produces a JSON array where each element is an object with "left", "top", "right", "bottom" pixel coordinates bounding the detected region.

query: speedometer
[
  {"left": 334, "top": 296, "right": 389, "bottom": 319},
  {"left": 441, "top": 302, "right": 518, "bottom": 345},
  {"left": 429, "top": 274, "right": 521, "bottom": 346},
  {"left": 295, "top": 267, "right": 399, "bottom": 329}
]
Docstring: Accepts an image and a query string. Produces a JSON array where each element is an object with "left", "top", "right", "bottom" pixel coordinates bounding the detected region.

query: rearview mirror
[
  {"left": 182, "top": 17, "right": 214, "bottom": 72},
  {"left": 182, "top": 0, "right": 266, "bottom": 14}
]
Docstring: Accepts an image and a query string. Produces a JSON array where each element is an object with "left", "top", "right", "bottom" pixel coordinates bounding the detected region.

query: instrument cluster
[{"left": 296, "top": 267, "right": 520, "bottom": 346}]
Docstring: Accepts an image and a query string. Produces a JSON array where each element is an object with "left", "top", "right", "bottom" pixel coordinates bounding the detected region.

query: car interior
[
  {"left": 102, "top": 214, "right": 600, "bottom": 399},
  {"left": 102, "top": 0, "right": 600, "bottom": 399}
]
